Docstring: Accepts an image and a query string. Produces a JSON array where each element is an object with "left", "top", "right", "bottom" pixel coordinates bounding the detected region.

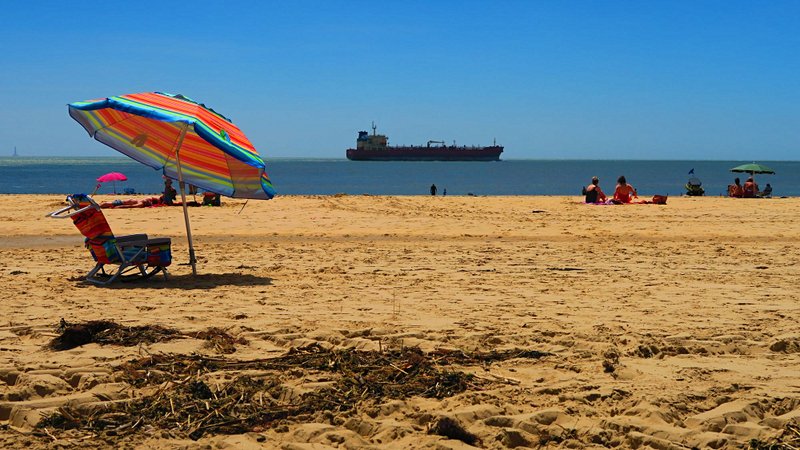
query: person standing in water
[{"left": 430, "top": 184, "right": 437, "bottom": 196}]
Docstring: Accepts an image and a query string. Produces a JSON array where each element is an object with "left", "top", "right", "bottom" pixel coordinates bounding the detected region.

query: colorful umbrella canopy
[
  {"left": 96, "top": 172, "right": 127, "bottom": 183},
  {"left": 68, "top": 92, "right": 275, "bottom": 275},
  {"left": 69, "top": 92, "right": 275, "bottom": 199},
  {"left": 730, "top": 163, "right": 775, "bottom": 175}
]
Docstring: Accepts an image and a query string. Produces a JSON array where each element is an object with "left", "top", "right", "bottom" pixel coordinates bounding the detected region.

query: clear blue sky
[{"left": 1, "top": 0, "right": 798, "bottom": 159}]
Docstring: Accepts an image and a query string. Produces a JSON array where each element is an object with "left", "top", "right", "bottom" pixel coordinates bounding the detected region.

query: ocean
[{"left": 1, "top": 157, "right": 798, "bottom": 197}]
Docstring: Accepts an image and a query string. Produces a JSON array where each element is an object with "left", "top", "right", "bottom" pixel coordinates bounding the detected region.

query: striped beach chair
[{"left": 48, "top": 194, "right": 171, "bottom": 285}]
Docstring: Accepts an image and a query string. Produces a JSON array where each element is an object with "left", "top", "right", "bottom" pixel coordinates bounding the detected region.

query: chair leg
[
  {"left": 85, "top": 263, "right": 105, "bottom": 285},
  {"left": 103, "top": 262, "right": 132, "bottom": 285},
  {"left": 82, "top": 251, "right": 169, "bottom": 286}
]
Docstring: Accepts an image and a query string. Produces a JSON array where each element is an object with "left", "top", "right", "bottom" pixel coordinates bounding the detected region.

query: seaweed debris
[
  {"left": 49, "top": 320, "right": 181, "bottom": 350},
  {"left": 749, "top": 420, "right": 800, "bottom": 450},
  {"left": 192, "top": 327, "right": 248, "bottom": 354},
  {"left": 49, "top": 320, "right": 245, "bottom": 354},
  {"left": 40, "top": 344, "right": 548, "bottom": 440}
]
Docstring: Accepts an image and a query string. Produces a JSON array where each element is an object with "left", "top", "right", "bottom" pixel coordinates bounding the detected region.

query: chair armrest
[
  {"left": 116, "top": 234, "right": 149, "bottom": 246},
  {"left": 46, "top": 202, "right": 96, "bottom": 219}
]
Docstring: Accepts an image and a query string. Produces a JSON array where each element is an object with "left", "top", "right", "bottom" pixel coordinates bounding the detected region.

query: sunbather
[
  {"left": 613, "top": 176, "right": 637, "bottom": 204},
  {"left": 100, "top": 195, "right": 201, "bottom": 208},
  {"left": 742, "top": 177, "right": 758, "bottom": 198},
  {"left": 583, "top": 176, "right": 607, "bottom": 203},
  {"left": 162, "top": 178, "right": 177, "bottom": 205},
  {"left": 100, "top": 197, "right": 162, "bottom": 208},
  {"left": 728, "top": 178, "right": 744, "bottom": 198}
]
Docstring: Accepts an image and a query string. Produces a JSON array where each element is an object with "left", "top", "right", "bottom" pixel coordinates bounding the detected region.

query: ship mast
[{"left": 371, "top": 121, "right": 377, "bottom": 136}]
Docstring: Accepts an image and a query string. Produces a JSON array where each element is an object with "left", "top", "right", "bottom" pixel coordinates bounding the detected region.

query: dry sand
[{"left": 1, "top": 194, "right": 799, "bottom": 449}]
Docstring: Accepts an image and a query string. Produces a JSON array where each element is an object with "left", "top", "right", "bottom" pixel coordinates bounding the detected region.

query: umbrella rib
[
  {"left": 88, "top": 114, "right": 142, "bottom": 138},
  {"left": 162, "top": 123, "right": 189, "bottom": 176},
  {"left": 223, "top": 154, "right": 236, "bottom": 197},
  {"left": 90, "top": 114, "right": 185, "bottom": 175}
]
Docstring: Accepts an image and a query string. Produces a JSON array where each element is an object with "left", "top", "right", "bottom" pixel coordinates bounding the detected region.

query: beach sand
[{"left": 1, "top": 194, "right": 799, "bottom": 449}]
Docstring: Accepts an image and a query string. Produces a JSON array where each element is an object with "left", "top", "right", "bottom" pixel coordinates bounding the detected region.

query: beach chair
[
  {"left": 685, "top": 177, "right": 704, "bottom": 196},
  {"left": 47, "top": 194, "right": 171, "bottom": 285}
]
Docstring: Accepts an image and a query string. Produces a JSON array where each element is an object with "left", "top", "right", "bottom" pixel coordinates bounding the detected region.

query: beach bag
[
  {"left": 652, "top": 195, "right": 668, "bottom": 205},
  {"left": 146, "top": 238, "right": 172, "bottom": 267},
  {"left": 202, "top": 192, "right": 221, "bottom": 206}
]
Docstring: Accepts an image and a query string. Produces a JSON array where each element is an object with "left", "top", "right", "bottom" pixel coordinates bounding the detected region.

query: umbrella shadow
[{"left": 102, "top": 272, "right": 273, "bottom": 290}]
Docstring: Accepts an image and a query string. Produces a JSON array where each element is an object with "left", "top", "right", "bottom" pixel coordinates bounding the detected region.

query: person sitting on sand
[
  {"left": 162, "top": 178, "right": 177, "bottom": 205},
  {"left": 760, "top": 183, "right": 773, "bottom": 198},
  {"left": 202, "top": 191, "right": 221, "bottom": 206},
  {"left": 612, "top": 176, "right": 637, "bottom": 204},
  {"left": 742, "top": 177, "right": 758, "bottom": 198},
  {"left": 728, "top": 178, "right": 744, "bottom": 198},
  {"left": 583, "top": 176, "right": 607, "bottom": 203}
]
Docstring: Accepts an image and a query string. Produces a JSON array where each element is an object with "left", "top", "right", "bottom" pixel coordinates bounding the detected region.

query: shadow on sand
[{"left": 101, "top": 272, "right": 273, "bottom": 290}]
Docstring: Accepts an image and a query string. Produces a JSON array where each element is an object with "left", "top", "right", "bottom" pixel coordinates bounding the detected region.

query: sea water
[{"left": 0, "top": 157, "right": 798, "bottom": 197}]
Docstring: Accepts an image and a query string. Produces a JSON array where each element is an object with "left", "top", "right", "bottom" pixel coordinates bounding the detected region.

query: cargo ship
[{"left": 346, "top": 123, "right": 503, "bottom": 161}]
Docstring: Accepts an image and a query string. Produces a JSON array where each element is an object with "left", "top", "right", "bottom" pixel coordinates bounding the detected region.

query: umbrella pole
[{"left": 173, "top": 124, "right": 197, "bottom": 276}]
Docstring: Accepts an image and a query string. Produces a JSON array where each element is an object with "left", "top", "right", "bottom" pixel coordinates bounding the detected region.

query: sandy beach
[{"left": 1, "top": 194, "right": 799, "bottom": 449}]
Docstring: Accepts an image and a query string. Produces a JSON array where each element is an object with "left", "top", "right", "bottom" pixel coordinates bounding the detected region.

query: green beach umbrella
[
  {"left": 730, "top": 163, "right": 774, "bottom": 196},
  {"left": 730, "top": 163, "right": 775, "bottom": 175}
]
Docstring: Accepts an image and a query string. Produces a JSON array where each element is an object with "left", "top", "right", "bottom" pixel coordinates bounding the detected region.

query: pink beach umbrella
[{"left": 95, "top": 172, "right": 127, "bottom": 194}]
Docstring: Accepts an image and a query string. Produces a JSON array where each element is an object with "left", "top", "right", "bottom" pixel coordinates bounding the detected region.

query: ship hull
[{"left": 346, "top": 146, "right": 503, "bottom": 161}]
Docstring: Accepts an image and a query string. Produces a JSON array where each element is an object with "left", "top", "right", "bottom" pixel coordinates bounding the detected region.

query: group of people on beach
[
  {"left": 585, "top": 175, "right": 773, "bottom": 204},
  {"left": 728, "top": 177, "right": 772, "bottom": 198},
  {"left": 99, "top": 178, "right": 222, "bottom": 209},
  {"left": 583, "top": 176, "right": 638, "bottom": 204},
  {"left": 99, "top": 178, "right": 178, "bottom": 208}
]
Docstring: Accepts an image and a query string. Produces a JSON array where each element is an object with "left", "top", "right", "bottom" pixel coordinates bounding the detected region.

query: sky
[{"left": 0, "top": 0, "right": 798, "bottom": 160}]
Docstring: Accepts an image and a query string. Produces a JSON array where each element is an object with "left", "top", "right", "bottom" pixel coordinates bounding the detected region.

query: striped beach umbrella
[{"left": 68, "top": 92, "right": 276, "bottom": 275}]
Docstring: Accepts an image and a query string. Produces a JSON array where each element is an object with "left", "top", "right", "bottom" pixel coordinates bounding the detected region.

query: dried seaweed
[
  {"left": 39, "top": 344, "right": 548, "bottom": 441},
  {"left": 49, "top": 320, "right": 244, "bottom": 353},
  {"left": 49, "top": 320, "right": 180, "bottom": 350},
  {"left": 192, "top": 327, "right": 248, "bottom": 354},
  {"left": 750, "top": 420, "right": 800, "bottom": 450}
]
